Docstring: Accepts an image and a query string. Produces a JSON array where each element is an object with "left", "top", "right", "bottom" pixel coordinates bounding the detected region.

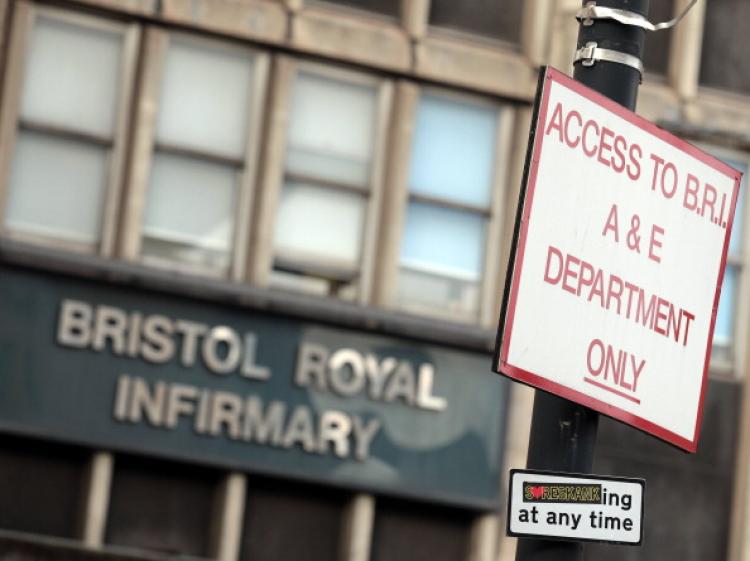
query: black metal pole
[{"left": 514, "top": 1, "right": 649, "bottom": 560}]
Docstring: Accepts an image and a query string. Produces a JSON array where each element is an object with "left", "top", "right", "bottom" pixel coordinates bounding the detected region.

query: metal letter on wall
[{"left": 0, "top": 263, "right": 506, "bottom": 509}]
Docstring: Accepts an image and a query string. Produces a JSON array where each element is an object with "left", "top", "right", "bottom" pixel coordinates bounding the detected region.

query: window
[
  {"left": 0, "top": 435, "right": 88, "bottom": 538},
  {"left": 105, "top": 455, "right": 222, "bottom": 557},
  {"left": 240, "top": 478, "right": 346, "bottom": 561},
  {"left": 699, "top": 0, "right": 750, "bottom": 94},
  {"left": 429, "top": 0, "right": 523, "bottom": 44},
  {"left": 0, "top": 7, "right": 137, "bottom": 255},
  {"left": 396, "top": 93, "right": 501, "bottom": 322},
  {"left": 270, "top": 66, "right": 388, "bottom": 300},
  {"left": 643, "top": 0, "right": 674, "bottom": 76},
  {"left": 133, "top": 33, "right": 268, "bottom": 278},
  {"left": 370, "top": 499, "right": 474, "bottom": 561},
  {"left": 319, "top": 0, "right": 400, "bottom": 17},
  {"left": 711, "top": 150, "right": 748, "bottom": 365}
]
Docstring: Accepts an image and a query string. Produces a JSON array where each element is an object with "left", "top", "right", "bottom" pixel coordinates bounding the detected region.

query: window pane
[
  {"left": 21, "top": 15, "right": 122, "bottom": 136},
  {"left": 0, "top": 435, "right": 87, "bottom": 538},
  {"left": 699, "top": 0, "right": 750, "bottom": 93},
  {"left": 371, "top": 500, "right": 473, "bottom": 561},
  {"left": 409, "top": 95, "right": 497, "bottom": 208},
  {"left": 714, "top": 265, "right": 737, "bottom": 346},
  {"left": 400, "top": 202, "right": 485, "bottom": 278},
  {"left": 321, "top": 0, "right": 400, "bottom": 16},
  {"left": 724, "top": 158, "right": 747, "bottom": 254},
  {"left": 240, "top": 479, "right": 345, "bottom": 561},
  {"left": 273, "top": 181, "right": 366, "bottom": 266},
  {"left": 286, "top": 146, "right": 370, "bottom": 187},
  {"left": 5, "top": 131, "right": 108, "bottom": 245},
  {"left": 141, "top": 152, "right": 236, "bottom": 270},
  {"left": 157, "top": 39, "right": 254, "bottom": 159},
  {"left": 397, "top": 266, "right": 480, "bottom": 321},
  {"left": 429, "top": 0, "right": 523, "bottom": 44},
  {"left": 106, "top": 455, "right": 220, "bottom": 557},
  {"left": 643, "top": 1, "right": 673, "bottom": 75},
  {"left": 287, "top": 73, "right": 376, "bottom": 186}
]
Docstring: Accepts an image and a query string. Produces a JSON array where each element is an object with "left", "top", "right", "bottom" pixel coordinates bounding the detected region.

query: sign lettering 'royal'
[
  {"left": 57, "top": 298, "right": 448, "bottom": 462},
  {"left": 495, "top": 67, "right": 743, "bottom": 452}
]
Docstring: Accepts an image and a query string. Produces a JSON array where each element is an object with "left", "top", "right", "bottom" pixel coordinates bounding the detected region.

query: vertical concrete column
[
  {"left": 521, "top": 0, "right": 554, "bottom": 67},
  {"left": 468, "top": 513, "right": 499, "bottom": 561},
  {"left": 495, "top": 384, "right": 535, "bottom": 561},
  {"left": 667, "top": 0, "right": 706, "bottom": 108},
  {"left": 0, "top": 0, "right": 31, "bottom": 220},
  {"left": 117, "top": 28, "right": 167, "bottom": 262},
  {"left": 211, "top": 472, "right": 248, "bottom": 561},
  {"left": 247, "top": 55, "right": 295, "bottom": 288},
  {"left": 339, "top": 494, "right": 375, "bottom": 561},
  {"left": 402, "top": 0, "right": 430, "bottom": 41},
  {"left": 729, "top": 377, "right": 750, "bottom": 561},
  {"left": 371, "top": 80, "right": 418, "bottom": 309},
  {"left": 284, "top": 0, "right": 304, "bottom": 13},
  {"left": 545, "top": 0, "right": 582, "bottom": 74},
  {"left": 81, "top": 452, "right": 114, "bottom": 548}
]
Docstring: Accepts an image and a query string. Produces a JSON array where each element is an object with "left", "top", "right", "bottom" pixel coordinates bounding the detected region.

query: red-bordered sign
[{"left": 494, "top": 67, "right": 743, "bottom": 452}]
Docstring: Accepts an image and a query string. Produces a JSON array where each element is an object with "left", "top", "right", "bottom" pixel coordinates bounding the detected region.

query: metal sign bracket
[
  {"left": 576, "top": 0, "right": 698, "bottom": 31},
  {"left": 573, "top": 41, "right": 645, "bottom": 81}
]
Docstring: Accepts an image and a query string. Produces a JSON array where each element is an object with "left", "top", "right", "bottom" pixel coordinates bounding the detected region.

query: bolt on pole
[{"left": 514, "top": 1, "right": 649, "bottom": 560}]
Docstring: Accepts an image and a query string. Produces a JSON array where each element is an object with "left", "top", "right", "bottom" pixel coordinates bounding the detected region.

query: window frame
[
  {"left": 696, "top": 0, "right": 750, "bottom": 98},
  {"left": 696, "top": 144, "right": 750, "bottom": 378},
  {"left": 0, "top": 3, "right": 139, "bottom": 257},
  {"left": 309, "top": 0, "right": 402, "bottom": 22},
  {"left": 376, "top": 83, "right": 514, "bottom": 327},
  {"left": 250, "top": 55, "right": 393, "bottom": 304},
  {"left": 425, "top": 0, "right": 537, "bottom": 52},
  {"left": 119, "top": 28, "right": 270, "bottom": 282},
  {"left": 104, "top": 452, "right": 224, "bottom": 558}
]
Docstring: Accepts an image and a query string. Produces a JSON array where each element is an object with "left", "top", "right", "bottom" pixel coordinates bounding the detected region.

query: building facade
[{"left": 0, "top": 1, "right": 748, "bottom": 561}]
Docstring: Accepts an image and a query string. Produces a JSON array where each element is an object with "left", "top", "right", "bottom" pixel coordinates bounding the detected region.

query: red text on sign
[
  {"left": 585, "top": 338, "right": 645, "bottom": 403},
  {"left": 544, "top": 101, "right": 643, "bottom": 181},
  {"left": 543, "top": 246, "right": 695, "bottom": 346}
]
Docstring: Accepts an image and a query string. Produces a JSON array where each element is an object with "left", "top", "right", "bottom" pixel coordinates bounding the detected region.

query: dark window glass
[
  {"left": 240, "top": 479, "right": 345, "bottom": 561},
  {"left": 585, "top": 380, "right": 739, "bottom": 561},
  {"left": 322, "top": 0, "right": 400, "bottom": 17},
  {"left": 643, "top": 0, "right": 674, "bottom": 75},
  {"left": 0, "top": 436, "right": 88, "bottom": 538},
  {"left": 700, "top": 0, "right": 750, "bottom": 93},
  {"left": 105, "top": 455, "right": 221, "bottom": 557},
  {"left": 429, "top": 0, "right": 523, "bottom": 44},
  {"left": 371, "top": 500, "right": 473, "bottom": 561}
]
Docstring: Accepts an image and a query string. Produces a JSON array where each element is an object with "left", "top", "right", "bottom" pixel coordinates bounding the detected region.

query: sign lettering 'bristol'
[{"left": 495, "top": 67, "right": 743, "bottom": 452}]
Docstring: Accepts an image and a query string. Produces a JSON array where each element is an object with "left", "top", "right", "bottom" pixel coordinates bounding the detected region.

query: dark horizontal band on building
[{"left": 0, "top": 238, "right": 495, "bottom": 352}]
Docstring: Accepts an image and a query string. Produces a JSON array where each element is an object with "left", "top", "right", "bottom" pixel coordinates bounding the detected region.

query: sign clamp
[
  {"left": 574, "top": 41, "right": 644, "bottom": 79},
  {"left": 573, "top": 0, "right": 698, "bottom": 81},
  {"left": 576, "top": 0, "right": 698, "bottom": 32}
]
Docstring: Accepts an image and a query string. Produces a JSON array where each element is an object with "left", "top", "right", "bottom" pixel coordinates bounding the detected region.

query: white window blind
[
  {"left": 140, "top": 37, "right": 256, "bottom": 275},
  {"left": 397, "top": 93, "right": 499, "bottom": 321},
  {"left": 4, "top": 13, "right": 126, "bottom": 248},
  {"left": 272, "top": 71, "right": 377, "bottom": 290}
]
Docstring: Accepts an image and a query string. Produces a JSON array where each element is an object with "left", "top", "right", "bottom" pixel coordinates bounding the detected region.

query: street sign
[
  {"left": 507, "top": 469, "right": 645, "bottom": 545},
  {"left": 495, "top": 67, "right": 743, "bottom": 452}
]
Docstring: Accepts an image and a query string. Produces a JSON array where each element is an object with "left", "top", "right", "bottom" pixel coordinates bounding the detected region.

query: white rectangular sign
[
  {"left": 495, "top": 67, "right": 743, "bottom": 452},
  {"left": 508, "top": 469, "right": 645, "bottom": 545}
]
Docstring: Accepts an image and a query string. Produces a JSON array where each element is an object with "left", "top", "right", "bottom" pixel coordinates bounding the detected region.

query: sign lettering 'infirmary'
[{"left": 495, "top": 67, "right": 743, "bottom": 452}]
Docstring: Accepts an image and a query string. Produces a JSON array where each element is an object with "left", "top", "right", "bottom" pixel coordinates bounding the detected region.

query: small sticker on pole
[{"left": 508, "top": 469, "right": 645, "bottom": 545}]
